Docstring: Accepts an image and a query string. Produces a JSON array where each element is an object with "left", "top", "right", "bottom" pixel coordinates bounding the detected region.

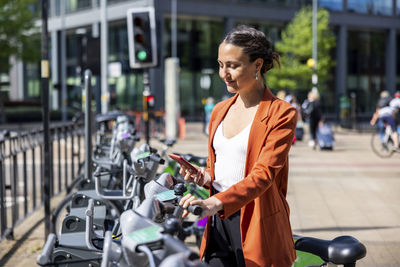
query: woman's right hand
[
  {"left": 179, "top": 193, "right": 223, "bottom": 219},
  {"left": 179, "top": 165, "right": 210, "bottom": 187}
]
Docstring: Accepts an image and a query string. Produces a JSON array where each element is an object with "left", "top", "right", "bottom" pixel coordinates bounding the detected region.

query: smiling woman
[{"left": 178, "top": 25, "right": 298, "bottom": 267}]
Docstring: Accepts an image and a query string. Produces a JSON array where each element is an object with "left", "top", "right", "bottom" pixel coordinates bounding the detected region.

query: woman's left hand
[
  {"left": 179, "top": 166, "right": 211, "bottom": 187},
  {"left": 179, "top": 193, "right": 223, "bottom": 219}
]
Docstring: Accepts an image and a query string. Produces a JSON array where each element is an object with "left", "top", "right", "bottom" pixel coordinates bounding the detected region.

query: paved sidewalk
[
  {"left": 0, "top": 122, "right": 399, "bottom": 266},
  {"left": 287, "top": 130, "right": 400, "bottom": 267}
]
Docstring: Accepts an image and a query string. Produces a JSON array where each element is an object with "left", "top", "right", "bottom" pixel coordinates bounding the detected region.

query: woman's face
[{"left": 218, "top": 42, "right": 259, "bottom": 94}]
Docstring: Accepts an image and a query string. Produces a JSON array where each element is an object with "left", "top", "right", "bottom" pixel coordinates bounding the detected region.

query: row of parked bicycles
[{"left": 37, "top": 111, "right": 367, "bottom": 267}]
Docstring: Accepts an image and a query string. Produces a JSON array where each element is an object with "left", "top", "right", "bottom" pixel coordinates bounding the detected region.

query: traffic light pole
[{"left": 143, "top": 70, "right": 151, "bottom": 144}]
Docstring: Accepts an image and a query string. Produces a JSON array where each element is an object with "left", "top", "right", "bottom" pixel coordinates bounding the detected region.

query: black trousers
[{"left": 204, "top": 189, "right": 246, "bottom": 267}]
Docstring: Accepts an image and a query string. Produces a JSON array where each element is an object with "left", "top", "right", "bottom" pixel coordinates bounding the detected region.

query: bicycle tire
[
  {"left": 51, "top": 193, "right": 74, "bottom": 237},
  {"left": 371, "top": 132, "right": 394, "bottom": 158},
  {"left": 66, "top": 173, "right": 85, "bottom": 194}
]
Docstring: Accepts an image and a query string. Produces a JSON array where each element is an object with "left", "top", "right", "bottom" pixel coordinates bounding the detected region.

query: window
[
  {"left": 236, "top": 0, "right": 294, "bottom": 6},
  {"left": 65, "top": 0, "right": 91, "bottom": 13},
  {"left": 347, "top": 30, "right": 386, "bottom": 113},
  {"left": 347, "top": 0, "right": 393, "bottom": 16},
  {"left": 164, "top": 18, "right": 224, "bottom": 120},
  {"left": 319, "top": 0, "right": 343, "bottom": 11},
  {"left": 25, "top": 63, "right": 41, "bottom": 99},
  {"left": 397, "top": 0, "right": 400, "bottom": 15},
  {"left": 108, "top": 21, "right": 143, "bottom": 111}
]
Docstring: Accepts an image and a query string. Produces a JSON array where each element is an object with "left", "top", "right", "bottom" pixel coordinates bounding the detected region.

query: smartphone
[{"left": 168, "top": 153, "right": 199, "bottom": 173}]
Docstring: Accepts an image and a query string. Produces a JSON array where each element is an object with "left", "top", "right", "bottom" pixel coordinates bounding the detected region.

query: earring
[{"left": 255, "top": 73, "right": 258, "bottom": 80}]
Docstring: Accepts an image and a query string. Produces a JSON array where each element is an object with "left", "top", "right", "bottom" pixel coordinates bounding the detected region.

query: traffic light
[
  {"left": 127, "top": 7, "right": 157, "bottom": 69},
  {"left": 146, "top": 95, "right": 155, "bottom": 109}
]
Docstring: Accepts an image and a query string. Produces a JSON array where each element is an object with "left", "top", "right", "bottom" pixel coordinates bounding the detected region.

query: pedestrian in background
[
  {"left": 204, "top": 97, "right": 215, "bottom": 135},
  {"left": 276, "top": 89, "right": 286, "bottom": 100},
  {"left": 303, "top": 90, "right": 322, "bottom": 149},
  {"left": 286, "top": 93, "right": 304, "bottom": 142},
  {"left": 178, "top": 25, "right": 297, "bottom": 266}
]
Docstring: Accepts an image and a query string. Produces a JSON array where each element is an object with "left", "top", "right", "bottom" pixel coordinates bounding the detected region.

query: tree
[
  {"left": 0, "top": 0, "right": 40, "bottom": 123},
  {"left": 0, "top": 0, "right": 40, "bottom": 73},
  {"left": 267, "top": 6, "right": 336, "bottom": 93}
]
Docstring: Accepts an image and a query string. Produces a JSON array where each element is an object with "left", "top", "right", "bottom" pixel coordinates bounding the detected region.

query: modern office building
[{"left": 4, "top": 0, "right": 400, "bottom": 122}]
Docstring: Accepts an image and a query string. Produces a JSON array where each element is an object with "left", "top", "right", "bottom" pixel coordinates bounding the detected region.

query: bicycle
[{"left": 370, "top": 122, "right": 400, "bottom": 158}]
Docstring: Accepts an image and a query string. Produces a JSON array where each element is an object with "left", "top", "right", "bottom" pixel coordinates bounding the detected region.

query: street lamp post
[
  {"left": 171, "top": 0, "right": 177, "bottom": 58},
  {"left": 60, "top": 0, "right": 67, "bottom": 121},
  {"left": 100, "top": 0, "right": 109, "bottom": 114},
  {"left": 312, "top": 0, "right": 318, "bottom": 92}
]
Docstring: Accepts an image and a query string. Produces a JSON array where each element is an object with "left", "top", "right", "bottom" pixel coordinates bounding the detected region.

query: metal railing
[{"left": 0, "top": 121, "right": 84, "bottom": 241}]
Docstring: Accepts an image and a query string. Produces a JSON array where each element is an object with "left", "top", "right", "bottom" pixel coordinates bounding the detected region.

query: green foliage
[
  {"left": 267, "top": 6, "right": 336, "bottom": 92},
  {"left": 0, "top": 0, "right": 40, "bottom": 73}
]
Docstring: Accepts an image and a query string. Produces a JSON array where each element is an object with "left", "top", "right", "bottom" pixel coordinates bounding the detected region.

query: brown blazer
[{"left": 200, "top": 88, "right": 297, "bottom": 267}]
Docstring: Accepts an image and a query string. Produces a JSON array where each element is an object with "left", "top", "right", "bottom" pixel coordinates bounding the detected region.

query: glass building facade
[
  {"left": 347, "top": 31, "right": 386, "bottom": 113},
  {"left": 397, "top": 33, "right": 400, "bottom": 91},
  {"left": 7, "top": 0, "right": 399, "bottom": 123},
  {"left": 163, "top": 18, "right": 225, "bottom": 119}
]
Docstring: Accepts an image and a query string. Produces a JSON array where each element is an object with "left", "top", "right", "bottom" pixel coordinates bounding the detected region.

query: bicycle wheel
[
  {"left": 371, "top": 132, "right": 394, "bottom": 158},
  {"left": 51, "top": 192, "right": 74, "bottom": 237}
]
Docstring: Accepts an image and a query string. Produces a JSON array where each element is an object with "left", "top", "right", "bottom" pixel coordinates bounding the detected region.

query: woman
[{"left": 179, "top": 25, "right": 297, "bottom": 267}]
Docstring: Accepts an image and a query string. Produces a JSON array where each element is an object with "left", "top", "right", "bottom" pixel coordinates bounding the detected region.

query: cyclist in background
[
  {"left": 370, "top": 90, "right": 399, "bottom": 151},
  {"left": 389, "top": 91, "right": 400, "bottom": 132}
]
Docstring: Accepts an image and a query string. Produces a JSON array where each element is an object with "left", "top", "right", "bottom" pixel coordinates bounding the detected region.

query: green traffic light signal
[
  {"left": 137, "top": 50, "right": 148, "bottom": 61},
  {"left": 128, "top": 7, "right": 157, "bottom": 68}
]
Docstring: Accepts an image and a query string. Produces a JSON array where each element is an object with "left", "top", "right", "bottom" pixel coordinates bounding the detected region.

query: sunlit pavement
[
  {"left": 288, "top": 130, "right": 400, "bottom": 267},
  {"left": 0, "top": 122, "right": 399, "bottom": 266}
]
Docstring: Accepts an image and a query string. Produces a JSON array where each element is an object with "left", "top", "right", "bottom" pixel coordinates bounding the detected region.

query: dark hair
[{"left": 223, "top": 25, "right": 280, "bottom": 76}]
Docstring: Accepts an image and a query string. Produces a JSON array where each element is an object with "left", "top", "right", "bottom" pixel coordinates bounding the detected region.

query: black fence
[{"left": 0, "top": 121, "right": 84, "bottom": 241}]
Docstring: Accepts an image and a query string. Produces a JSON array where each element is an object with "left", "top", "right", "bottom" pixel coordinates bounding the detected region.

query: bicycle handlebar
[
  {"left": 158, "top": 200, "right": 203, "bottom": 217},
  {"left": 149, "top": 153, "right": 165, "bottom": 164},
  {"left": 187, "top": 205, "right": 203, "bottom": 216}
]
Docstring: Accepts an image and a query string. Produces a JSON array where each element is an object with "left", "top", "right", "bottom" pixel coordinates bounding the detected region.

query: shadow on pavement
[{"left": 0, "top": 217, "right": 44, "bottom": 266}]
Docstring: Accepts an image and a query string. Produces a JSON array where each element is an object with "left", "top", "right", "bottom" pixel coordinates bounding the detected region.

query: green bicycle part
[
  {"left": 136, "top": 151, "right": 151, "bottom": 159},
  {"left": 291, "top": 237, "right": 324, "bottom": 267},
  {"left": 184, "top": 183, "right": 209, "bottom": 200},
  {"left": 163, "top": 163, "right": 177, "bottom": 175}
]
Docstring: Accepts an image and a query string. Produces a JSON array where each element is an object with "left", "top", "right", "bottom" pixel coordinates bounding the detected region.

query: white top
[
  {"left": 390, "top": 98, "right": 400, "bottom": 109},
  {"left": 212, "top": 121, "right": 252, "bottom": 192},
  {"left": 378, "top": 106, "right": 394, "bottom": 118}
]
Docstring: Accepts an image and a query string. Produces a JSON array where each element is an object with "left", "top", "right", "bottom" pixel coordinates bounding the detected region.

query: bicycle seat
[
  {"left": 96, "top": 111, "right": 131, "bottom": 123},
  {"left": 294, "top": 235, "right": 366, "bottom": 265},
  {"left": 159, "top": 138, "right": 176, "bottom": 147}
]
